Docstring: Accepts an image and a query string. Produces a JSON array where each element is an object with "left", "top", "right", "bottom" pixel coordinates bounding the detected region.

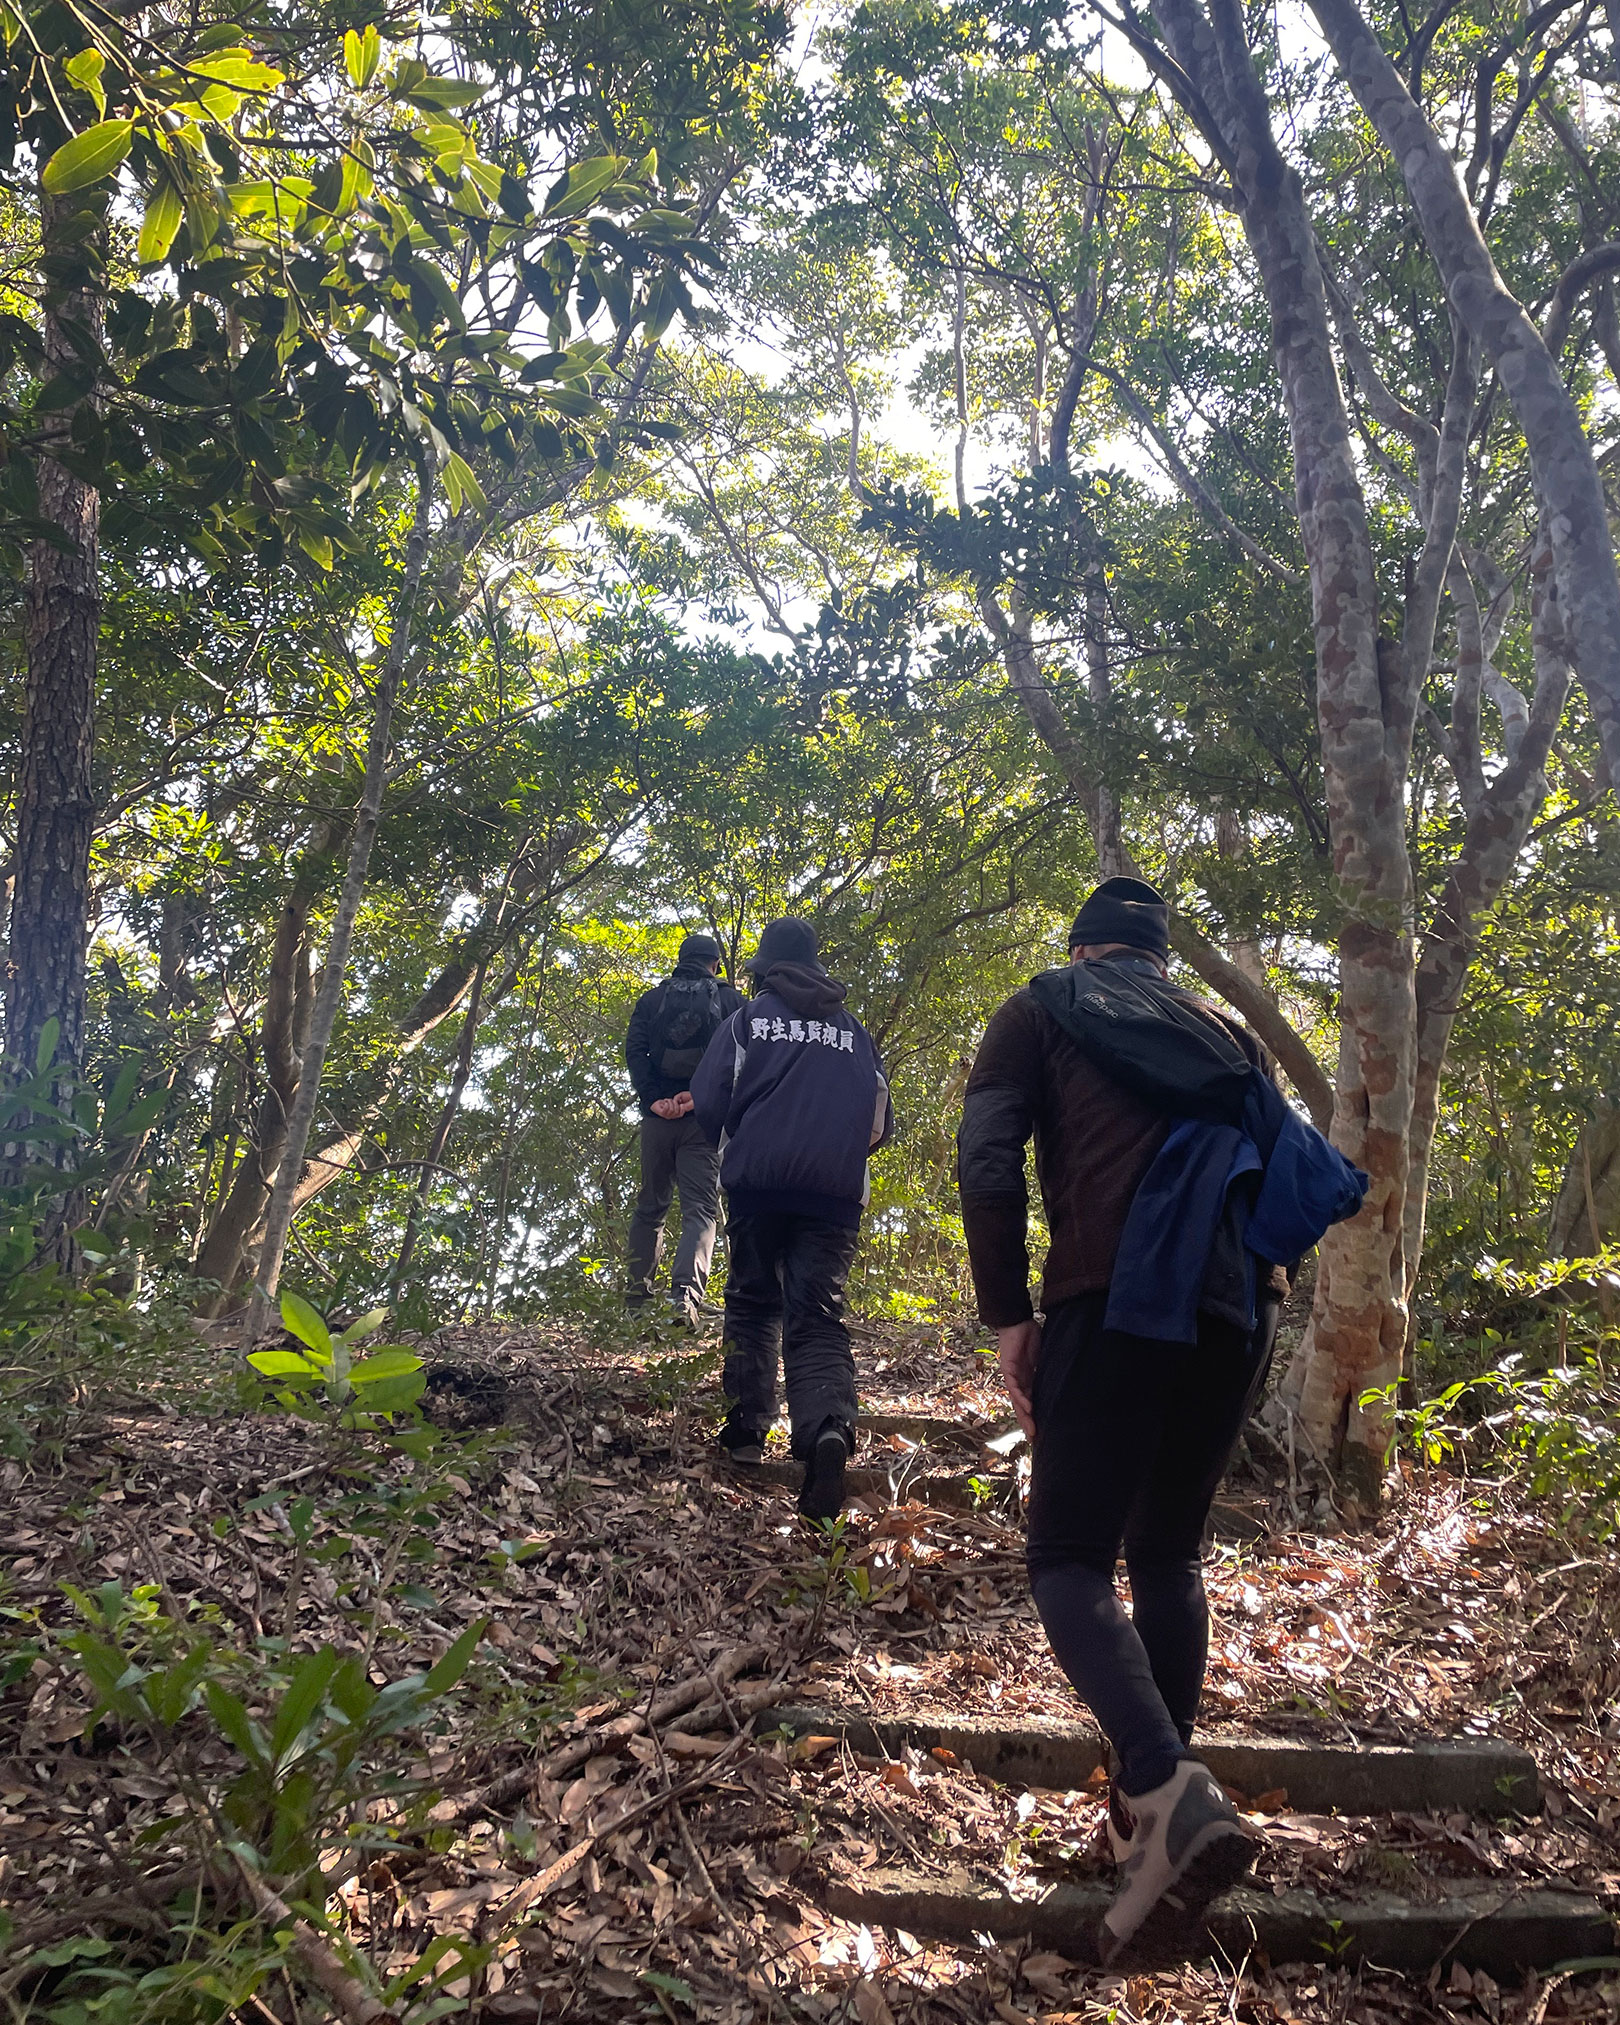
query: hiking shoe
[
  {"left": 1100, "top": 1758, "right": 1256, "bottom": 1968},
  {"left": 718, "top": 1416, "right": 765, "bottom": 1467},
  {"left": 668, "top": 1293, "right": 700, "bottom": 1332},
  {"left": 1106, "top": 1782, "right": 1135, "bottom": 1864},
  {"left": 798, "top": 1427, "right": 849, "bottom": 1522}
]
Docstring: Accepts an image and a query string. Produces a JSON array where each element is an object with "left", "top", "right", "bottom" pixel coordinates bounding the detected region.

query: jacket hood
[
  {"left": 671, "top": 958, "right": 722, "bottom": 983},
  {"left": 757, "top": 962, "right": 848, "bottom": 1016}
]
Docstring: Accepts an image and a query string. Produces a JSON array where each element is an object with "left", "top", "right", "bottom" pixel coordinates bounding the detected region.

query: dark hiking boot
[
  {"left": 718, "top": 1416, "right": 765, "bottom": 1468},
  {"left": 1100, "top": 1759, "right": 1257, "bottom": 1968},
  {"left": 798, "top": 1426, "right": 849, "bottom": 1522}
]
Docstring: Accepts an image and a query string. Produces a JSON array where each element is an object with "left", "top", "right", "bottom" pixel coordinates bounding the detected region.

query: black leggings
[{"left": 1025, "top": 1293, "right": 1277, "bottom": 1797}]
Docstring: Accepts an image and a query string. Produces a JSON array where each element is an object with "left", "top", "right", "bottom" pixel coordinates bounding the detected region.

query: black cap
[
  {"left": 742, "top": 917, "right": 819, "bottom": 973},
  {"left": 1068, "top": 877, "right": 1171, "bottom": 961},
  {"left": 678, "top": 932, "right": 722, "bottom": 966}
]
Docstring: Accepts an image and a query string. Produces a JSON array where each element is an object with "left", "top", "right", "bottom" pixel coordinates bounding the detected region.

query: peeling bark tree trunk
[
  {"left": 6, "top": 191, "right": 103, "bottom": 1111},
  {"left": 249, "top": 470, "right": 436, "bottom": 1328},
  {"left": 1306, "top": 0, "right": 1620, "bottom": 798},
  {"left": 1152, "top": 0, "right": 1415, "bottom": 1507},
  {"left": 1549, "top": 1100, "right": 1620, "bottom": 1255},
  {"left": 1403, "top": 538, "right": 1571, "bottom": 1292}
]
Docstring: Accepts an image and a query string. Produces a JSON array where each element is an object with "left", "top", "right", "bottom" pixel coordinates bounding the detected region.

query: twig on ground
[
  {"left": 232, "top": 1859, "right": 399, "bottom": 2025},
  {"left": 445, "top": 1640, "right": 771, "bottom": 1820}
]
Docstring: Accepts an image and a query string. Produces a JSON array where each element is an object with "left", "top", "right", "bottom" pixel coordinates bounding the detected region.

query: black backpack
[
  {"left": 1027, "top": 960, "right": 1253, "bottom": 1123},
  {"left": 649, "top": 973, "right": 723, "bottom": 1081}
]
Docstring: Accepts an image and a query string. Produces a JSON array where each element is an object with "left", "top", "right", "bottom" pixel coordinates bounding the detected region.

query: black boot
[
  {"left": 798, "top": 1423, "right": 850, "bottom": 1521},
  {"left": 718, "top": 1415, "right": 765, "bottom": 1467}
]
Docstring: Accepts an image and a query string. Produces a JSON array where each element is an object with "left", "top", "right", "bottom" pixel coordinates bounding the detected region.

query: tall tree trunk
[
  {"left": 6, "top": 190, "right": 103, "bottom": 1110},
  {"left": 193, "top": 834, "right": 329, "bottom": 1304},
  {"left": 1549, "top": 1101, "right": 1620, "bottom": 1256},
  {"left": 248, "top": 469, "right": 435, "bottom": 1327},
  {"left": 1402, "top": 541, "right": 1571, "bottom": 1295},
  {"left": 1306, "top": 0, "right": 1620, "bottom": 798},
  {"left": 1153, "top": 0, "right": 1416, "bottom": 1508}
]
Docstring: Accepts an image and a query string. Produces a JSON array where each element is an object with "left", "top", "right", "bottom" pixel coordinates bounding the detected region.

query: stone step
[
  {"left": 726, "top": 1460, "right": 1269, "bottom": 1536},
  {"left": 816, "top": 1865, "right": 1613, "bottom": 1975},
  {"left": 769, "top": 1704, "right": 1542, "bottom": 1816},
  {"left": 740, "top": 1459, "right": 1003, "bottom": 1513}
]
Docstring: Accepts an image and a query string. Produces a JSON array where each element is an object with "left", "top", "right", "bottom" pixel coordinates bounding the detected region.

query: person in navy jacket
[{"left": 690, "top": 917, "right": 894, "bottom": 1520}]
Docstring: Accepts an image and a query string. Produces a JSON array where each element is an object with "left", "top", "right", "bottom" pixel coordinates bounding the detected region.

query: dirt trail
[{"left": 2, "top": 1317, "right": 1617, "bottom": 2023}]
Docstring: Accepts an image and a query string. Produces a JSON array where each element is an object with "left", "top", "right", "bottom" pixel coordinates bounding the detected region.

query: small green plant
[
  {"left": 245, "top": 1290, "right": 426, "bottom": 1424},
  {"left": 58, "top": 1577, "right": 484, "bottom": 1892}
]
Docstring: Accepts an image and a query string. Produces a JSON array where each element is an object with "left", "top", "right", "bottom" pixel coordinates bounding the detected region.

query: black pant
[
  {"left": 721, "top": 1211, "right": 859, "bottom": 1458},
  {"left": 1025, "top": 1292, "right": 1278, "bottom": 1797}
]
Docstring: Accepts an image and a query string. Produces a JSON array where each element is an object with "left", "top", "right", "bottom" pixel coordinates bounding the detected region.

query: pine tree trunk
[{"left": 6, "top": 191, "right": 103, "bottom": 1107}]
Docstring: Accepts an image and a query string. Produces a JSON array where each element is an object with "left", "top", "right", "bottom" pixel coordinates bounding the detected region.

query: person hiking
[
  {"left": 624, "top": 932, "right": 744, "bottom": 1326},
  {"left": 956, "top": 876, "right": 1365, "bottom": 1967},
  {"left": 690, "top": 917, "right": 894, "bottom": 1521}
]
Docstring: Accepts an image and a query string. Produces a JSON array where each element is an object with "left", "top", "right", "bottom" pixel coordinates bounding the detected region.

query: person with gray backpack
[{"left": 624, "top": 933, "right": 744, "bottom": 1325}]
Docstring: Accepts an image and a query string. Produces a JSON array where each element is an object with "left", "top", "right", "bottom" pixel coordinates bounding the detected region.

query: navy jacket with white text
[{"left": 690, "top": 962, "right": 894, "bottom": 1228}]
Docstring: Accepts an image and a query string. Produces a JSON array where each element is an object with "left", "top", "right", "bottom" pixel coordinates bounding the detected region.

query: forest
[{"left": 1, "top": 0, "right": 1619, "bottom": 2014}]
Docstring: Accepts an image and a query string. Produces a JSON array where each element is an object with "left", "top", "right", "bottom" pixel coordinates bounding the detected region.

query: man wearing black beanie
[
  {"left": 955, "top": 876, "right": 1278, "bottom": 1965},
  {"left": 624, "top": 931, "right": 744, "bottom": 1325}
]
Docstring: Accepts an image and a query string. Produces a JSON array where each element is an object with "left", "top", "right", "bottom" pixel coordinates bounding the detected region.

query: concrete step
[
  {"left": 724, "top": 1459, "right": 1269, "bottom": 1536},
  {"left": 816, "top": 1865, "right": 1613, "bottom": 1974},
  {"left": 769, "top": 1704, "right": 1542, "bottom": 1816}
]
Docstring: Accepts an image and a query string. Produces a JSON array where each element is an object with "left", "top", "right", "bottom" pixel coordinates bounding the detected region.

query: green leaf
[
  {"left": 396, "top": 75, "right": 484, "bottom": 111},
  {"left": 279, "top": 1291, "right": 333, "bottom": 1360},
  {"left": 542, "top": 155, "right": 626, "bottom": 220},
  {"left": 344, "top": 24, "right": 381, "bottom": 88},
  {"left": 441, "top": 449, "right": 486, "bottom": 515},
  {"left": 423, "top": 1618, "right": 484, "bottom": 1696},
  {"left": 137, "top": 180, "right": 184, "bottom": 266},
  {"left": 247, "top": 1349, "right": 322, "bottom": 1378},
  {"left": 348, "top": 1346, "right": 423, "bottom": 1381},
  {"left": 339, "top": 1307, "right": 389, "bottom": 1345},
  {"left": 640, "top": 1971, "right": 695, "bottom": 2007},
  {"left": 189, "top": 52, "right": 284, "bottom": 92},
  {"left": 63, "top": 49, "right": 106, "bottom": 117},
  {"left": 42, "top": 120, "right": 134, "bottom": 194},
  {"left": 296, "top": 526, "right": 334, "bottom": 570},
  {"left": 270, "top": 1647, "right": 340, "bottom": 1764},
  {"left": 350, "top": 1370, "right": 424, "bottom": 1412},
  {"left": 34, "top": 1017, "right": 60, "bottom": 1073},
  {"left": 31, "top": 1937, "right": 114, "bottom": 1968},
  {"left": 204, "top": 1680, "right": 269, "bottom": 1767},
  {"left": 143, "top": 1643, "right": 212, "bottom": 1728}
]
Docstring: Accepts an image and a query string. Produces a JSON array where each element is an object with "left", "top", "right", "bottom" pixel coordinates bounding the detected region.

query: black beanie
[
  {"left": 742, "top": 917, "right": 819, "bottom": 973},
  {"left": 1068, "top": 876, "right": 1171, "bottom": 960},
  {"left": 678, "top": 932, "right": 722, "bottom": 966}
]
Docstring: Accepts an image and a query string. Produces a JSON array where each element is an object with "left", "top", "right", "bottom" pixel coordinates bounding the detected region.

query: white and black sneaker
[
  {"left": 1100, "top": 1758, "right": 1256, "bottom": 1968},
  {"left": 798, "top": 1427, "right": 849, "bottom": 1522}
]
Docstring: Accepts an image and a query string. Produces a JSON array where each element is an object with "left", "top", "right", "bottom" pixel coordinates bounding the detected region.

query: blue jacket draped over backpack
[{"left": 1103, "top": 1066, "right": 1368, "bottom": 1344}]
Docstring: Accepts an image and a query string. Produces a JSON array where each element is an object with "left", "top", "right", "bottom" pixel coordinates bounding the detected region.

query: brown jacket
[{"left": 956, "top": 966, "right": 1273, "bottom": 1327}]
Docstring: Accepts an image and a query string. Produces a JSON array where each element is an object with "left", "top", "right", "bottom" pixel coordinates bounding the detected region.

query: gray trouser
[{"left": 626, "top": 1114, "right": 722, "bottom": 1301}]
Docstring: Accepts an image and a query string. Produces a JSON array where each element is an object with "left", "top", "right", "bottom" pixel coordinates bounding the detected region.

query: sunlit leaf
[{"left": 42, "top": 120, "right": 133, "bottom": 194}]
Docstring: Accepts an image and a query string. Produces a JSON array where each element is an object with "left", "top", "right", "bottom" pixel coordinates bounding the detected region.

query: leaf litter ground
[{"left": 2, "top": 1316, "right": 1618, "bottom": 2025}]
